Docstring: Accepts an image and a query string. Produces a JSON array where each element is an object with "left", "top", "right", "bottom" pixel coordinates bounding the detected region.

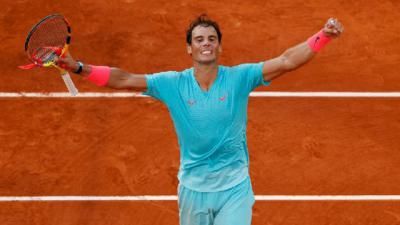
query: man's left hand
[{"left": 323, "top": 18, "right": 344, "bottom": 38}]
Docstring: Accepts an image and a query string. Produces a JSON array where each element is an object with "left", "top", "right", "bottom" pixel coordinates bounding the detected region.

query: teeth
[{"left": 202, "top": 51, "right": 211, "bottom": 55}]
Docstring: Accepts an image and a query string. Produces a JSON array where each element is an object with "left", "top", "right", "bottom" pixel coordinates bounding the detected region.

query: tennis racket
[{"left": 19, "top": 14, "right": 78, "bottom": 96}]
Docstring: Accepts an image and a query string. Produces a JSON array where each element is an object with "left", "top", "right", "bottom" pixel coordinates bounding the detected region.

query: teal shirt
[{"left": 144, "top": 62, "right": 268, "bottom": 192}]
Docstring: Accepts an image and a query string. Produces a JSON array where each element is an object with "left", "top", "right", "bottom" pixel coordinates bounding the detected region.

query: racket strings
[
  {"left": 27, "top": 16, "right": 69, "bottom": 64},
  {"left": 32, "top": 47, "right": 61, "bottom": 64}
]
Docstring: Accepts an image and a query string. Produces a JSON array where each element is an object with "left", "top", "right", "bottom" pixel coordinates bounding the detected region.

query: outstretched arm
[
  {"left": 56, "top": 54, "right": 147, "bottom": 92},
  {"left": 263, "top": 18, "right": 344, "bottom": 82}
]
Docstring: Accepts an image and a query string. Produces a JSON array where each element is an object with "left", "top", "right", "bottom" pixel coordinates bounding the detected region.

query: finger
[
  {"left": 323, "top": 29, "right": 339, "bottom": 38},
  {"left": 63, "top": 51, "right": 72, "bottom": 59},
  {"left": 53, "top": 55, "right": 60, "bottom": 64},
  {"left": 59, "top": 63, "right": 68, "bottom": 69},
  {"left": 327, "top": 18, "right": 336, "bottom": 28},
  {"left": 336, "top": 22, "right": 344, "bottom": 33},
  {"left": 54, "top": 56, "right": 67, "bottom": 66},
  {"left": 333, "top": 26, "right": 343, "bottom": 35},
  {"left": 327, "top": 18, "right": 344, "bottom": 35}
]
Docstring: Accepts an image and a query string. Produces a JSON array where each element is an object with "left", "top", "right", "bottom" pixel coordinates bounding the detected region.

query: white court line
[
  {"left": 1, "top": 92, "right": 398, "bottom": 203},
  {"left": 0, "top": 195, "right": 400, "bottom": 202},
  {"left": 0, "top": 92, "right": 146, "bottom": 98},
  {"left": 1, "top": 92, "right": 400, "bottom": 98},
  {"left": 250, "top": 92, "right": 400, "bottom": 98}
]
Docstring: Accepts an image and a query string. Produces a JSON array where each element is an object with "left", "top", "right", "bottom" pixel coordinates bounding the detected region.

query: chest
[
  {"left": 165, "top": 74, "right": 240, "bottom": 127},
  {"left": 183, "top": 82, "right": 232, "bottom": 124}
]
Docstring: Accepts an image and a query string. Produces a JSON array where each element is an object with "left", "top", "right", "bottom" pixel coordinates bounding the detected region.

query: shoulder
[
  {"left": 146, "top": 68, "right": 191, "bottom": 82},
  {"left": 143, "top": 68, "right": 192, "bottom": 100},
  {"left": 147, "top": 70, "right": 179, "bottom": 78},
  {"left": 230, "top": 62, "right": 264, "bottom": 72},
  {"left": 151, "top": 67, "right": 192, "bottom": 77},
  {"left": 219, "top": 62, "right": 264, "bottom": 76}
]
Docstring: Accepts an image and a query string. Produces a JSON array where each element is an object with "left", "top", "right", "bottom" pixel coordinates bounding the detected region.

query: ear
[
  {"left": 218, "top": 45, "right": 222, "bottom": 53},
  {"left": 187, "top": 45, "right": 192, "bottom": 55}
]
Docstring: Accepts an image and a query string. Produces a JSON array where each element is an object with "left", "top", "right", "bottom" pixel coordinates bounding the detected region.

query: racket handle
[{"left": 61, "top": 72, "right": 79, "bottom": 96}]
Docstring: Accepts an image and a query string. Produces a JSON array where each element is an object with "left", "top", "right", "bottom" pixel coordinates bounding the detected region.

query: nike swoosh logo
[
  {"left": 314, "top": 36, "right": 320, "bottom": 46},
  {"left": 187, "top": 100, "right": 196, "bottom": 106}
]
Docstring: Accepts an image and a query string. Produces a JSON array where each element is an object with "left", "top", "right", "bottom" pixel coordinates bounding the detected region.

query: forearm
[
  {"left": 280, "top": 41, "right": 316, "bottom": 71},
  {"left": 263, "top": 42, "right": 315, "bottom": 81},
  {"left": 71, "top": 62, "right": 147, "bottom": 91},
  {"left": 263, "top": 18, "right": 343, "bottom": 82}
]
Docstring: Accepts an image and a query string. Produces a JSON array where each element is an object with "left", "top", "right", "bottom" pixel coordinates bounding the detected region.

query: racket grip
[{"left": 61, "top": 72, "right": 79, "bottom": 96}]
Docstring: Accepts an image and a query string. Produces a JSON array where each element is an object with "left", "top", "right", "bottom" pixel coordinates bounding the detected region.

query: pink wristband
[
  {"left": 307, "top": 29, "right": 332, "bottom": 52},
  {"left": 86, "top": 65, "right": 111, "bottom": 86}
]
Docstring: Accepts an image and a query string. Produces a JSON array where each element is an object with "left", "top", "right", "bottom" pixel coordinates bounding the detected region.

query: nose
[{"left": 202, "top": 40, "right": 211, "bottom": 47}]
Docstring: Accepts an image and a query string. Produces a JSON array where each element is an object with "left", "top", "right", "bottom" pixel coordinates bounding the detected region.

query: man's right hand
[{"left": 56, "top": 52, "right": 80, "bottom": 74}]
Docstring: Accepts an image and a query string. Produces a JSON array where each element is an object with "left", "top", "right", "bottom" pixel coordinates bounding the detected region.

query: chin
[
  {"left": 198, "top": 59, "right": 217, "bottom": 65},
  {"left": 197, "top": 57, "right": 218, "bottom": 65}
]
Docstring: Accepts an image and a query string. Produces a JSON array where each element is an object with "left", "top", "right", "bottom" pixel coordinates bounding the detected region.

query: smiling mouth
[{"left": 201, "top": 50, "right": 212, "bottom": 55}]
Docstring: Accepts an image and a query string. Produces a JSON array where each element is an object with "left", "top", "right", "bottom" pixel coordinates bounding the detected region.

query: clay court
[{"left": 1, "top": 0, "right": 400, "bottom": 224}]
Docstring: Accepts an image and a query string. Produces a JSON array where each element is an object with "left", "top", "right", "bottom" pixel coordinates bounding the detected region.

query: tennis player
[{"left": 57, "top": 14, "right": 343, "bottom": 225}]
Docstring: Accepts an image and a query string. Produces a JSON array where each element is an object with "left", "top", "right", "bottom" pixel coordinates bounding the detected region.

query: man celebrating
[{"left": 57, "top": 14, "right": 343, "bottom": 225}]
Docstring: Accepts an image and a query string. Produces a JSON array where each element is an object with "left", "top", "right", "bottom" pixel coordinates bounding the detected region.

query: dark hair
[{"left": 186, "top": 14, "right": 222, "bottom": 45}]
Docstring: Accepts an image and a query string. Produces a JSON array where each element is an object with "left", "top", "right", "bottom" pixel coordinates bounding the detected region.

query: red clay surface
[
  {"left": 2, "top": 202, "right": 400, "bottom": 225},
  {"left": 1, "top": 0, "right": 400, "bottom": 224}
]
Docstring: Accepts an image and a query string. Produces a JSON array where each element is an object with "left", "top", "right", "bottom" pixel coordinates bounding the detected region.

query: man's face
[{"left": 187, "top": 25, "right": 222, "bottom": 65}]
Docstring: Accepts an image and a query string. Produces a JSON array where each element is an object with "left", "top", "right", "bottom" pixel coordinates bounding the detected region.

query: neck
[{"left": 193, "top": 62, "right": 219, "bottom": 91}]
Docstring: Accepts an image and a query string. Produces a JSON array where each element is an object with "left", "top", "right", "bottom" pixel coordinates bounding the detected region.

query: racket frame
[{"left": 24, "top": 14, "right": 78, "bottom": 96}]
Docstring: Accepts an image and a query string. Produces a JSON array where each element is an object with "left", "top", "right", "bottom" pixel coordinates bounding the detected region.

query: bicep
[
  {"left": 107, "top": 67, "right": 147, "bottom": 91},
  {"left": 262, "top": 56, "right": 287, "bottom": 82}
]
